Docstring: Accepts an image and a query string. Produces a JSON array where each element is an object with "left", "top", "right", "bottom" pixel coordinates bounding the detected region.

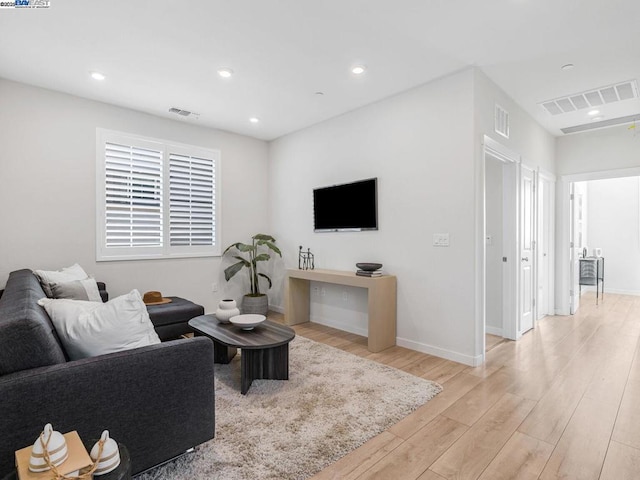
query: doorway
[
  {"left": 564, "top": 173, "right": 640, "bottom": 314},
  {"left": 483, "top": 137, "right": 519, "bottom": 346},
  {"left": 482, "top": 136, "right": 550, "bottom": 355},
  {"left": 559, "top": 166, "right": 640, "bottom": 315}
]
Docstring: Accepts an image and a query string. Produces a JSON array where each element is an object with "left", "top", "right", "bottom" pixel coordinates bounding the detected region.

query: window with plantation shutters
[
  {"left": 97, "top": 129, "right": 221, "bottom": 261},
  {"left": 104, "top": 142, "right": 163, "bottom": 248},
  {"left": 169, "top": 152, "right": 215, "bottom": 247}
]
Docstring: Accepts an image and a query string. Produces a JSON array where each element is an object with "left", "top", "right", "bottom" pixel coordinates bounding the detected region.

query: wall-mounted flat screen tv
[{"left": 313, "top": 178, "right": 378, "bottom": 232}]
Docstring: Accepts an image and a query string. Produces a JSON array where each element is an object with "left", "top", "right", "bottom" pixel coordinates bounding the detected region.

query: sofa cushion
[
  {"left": 33, "top": 263, "right": 88, "bottom": 297},
  {"left": 38, "top": 290, "right": 161, "bottom": 360},
  {"left": 0, "top": 270, "right": 67, "bottom": 376},
  {"left": 50, "top": 278, "right": 102, "bottom": 302}
]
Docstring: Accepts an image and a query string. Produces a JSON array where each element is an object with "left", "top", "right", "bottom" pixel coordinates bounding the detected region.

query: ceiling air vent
[
  {"left": 495, "top": 104, "right": 509, "bottom": 138},
  {"left": 540, "top": 80, "right": 639, "bottom": 116},
  {"left": 168, "top": 107, "right": 200, "bottom": 118}
]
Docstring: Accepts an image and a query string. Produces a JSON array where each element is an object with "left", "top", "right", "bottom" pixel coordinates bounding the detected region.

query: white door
[
  {"left": 519, "top": 165, "right": 535, "bottom": 334},
  {"left": 537, "top": 173, "right": 554, "bottom": 318}
]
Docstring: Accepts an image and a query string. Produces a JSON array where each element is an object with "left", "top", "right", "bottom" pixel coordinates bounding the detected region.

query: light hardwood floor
[{"left": 270, "top": 291, "right": 640, "bottom": 479}]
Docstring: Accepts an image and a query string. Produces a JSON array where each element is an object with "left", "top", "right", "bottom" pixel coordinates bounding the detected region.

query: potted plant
[{"left": 223, "top": 233, "right": 282, "bottom": 315}]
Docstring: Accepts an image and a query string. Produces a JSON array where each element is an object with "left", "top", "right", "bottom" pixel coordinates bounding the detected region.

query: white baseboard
[
  {"left": 272, "top": 304, "right": 482, "bottom": 366},
  {"left": 396, "top": 337, "right": 483, "bottom": 367},
  {"left": 485, "top": 326, "right": 503, "bottom": 336},
  {"left": 593, "top": 288, "right": 640, "bottom": 296}
]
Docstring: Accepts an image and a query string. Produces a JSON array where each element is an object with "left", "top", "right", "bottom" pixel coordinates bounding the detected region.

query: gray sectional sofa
[{"left": 0, "top": 269, "right": 215, "bottom": 477}]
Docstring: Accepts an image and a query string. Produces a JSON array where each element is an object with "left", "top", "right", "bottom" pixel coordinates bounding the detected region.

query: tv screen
[{"left": 313, "top": 178, "right": 378, "bottom": 232}]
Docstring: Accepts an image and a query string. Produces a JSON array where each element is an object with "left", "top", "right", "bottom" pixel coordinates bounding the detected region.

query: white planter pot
[{"left": 215, "top": 299, "right": 240, "bottom": 323}]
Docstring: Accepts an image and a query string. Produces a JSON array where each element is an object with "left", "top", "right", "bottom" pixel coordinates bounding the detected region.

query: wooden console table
[{"left": 284, "top": 269, "right": 397, "bottom": 352}]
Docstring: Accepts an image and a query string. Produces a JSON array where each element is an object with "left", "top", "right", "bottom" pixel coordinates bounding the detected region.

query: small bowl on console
[
  {"left": 229, "top": 314, "right": 266, "bottom": 331},
  {"left": 356, "top": 263, "right": 383, "bottom": 272}
]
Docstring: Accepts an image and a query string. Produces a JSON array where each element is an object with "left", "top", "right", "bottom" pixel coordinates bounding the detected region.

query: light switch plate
[{"left": 433, "top": 233, "right": 450, "bottom": 247}]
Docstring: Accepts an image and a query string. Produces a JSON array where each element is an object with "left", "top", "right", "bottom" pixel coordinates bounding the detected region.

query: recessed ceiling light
[
  {"left": 351, "top": 65, "right": 366, "bottom": 75},
  {"left": 588, "top": 109, "right": 600, "bottom": 116},
  {"left": 315, "top": 91, "right": 324, "bottom": 96},
  {"left": 90, "top": 71, "right": 106, "bottom": 81},
  {"left": 217, "top": 67, "right": 234, "bottom": 78},
  {"left": 561, "top": 63, "right": 575, "bottom": 71},
  {"left": 249, "top": 117, "right": 260, "bottom": 124}
]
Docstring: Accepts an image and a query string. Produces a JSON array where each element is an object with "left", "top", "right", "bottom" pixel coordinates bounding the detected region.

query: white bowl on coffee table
[{"left": 229, "top": 314, "right": 266, "bottom": 330}]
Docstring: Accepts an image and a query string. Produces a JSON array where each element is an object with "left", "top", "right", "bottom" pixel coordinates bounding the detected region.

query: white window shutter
[
  {"left": 104, "top": 142, "right": 163, "bottom": 248},
  {"left": 169, "top": 153, "right": 216, "bottom": 247}
]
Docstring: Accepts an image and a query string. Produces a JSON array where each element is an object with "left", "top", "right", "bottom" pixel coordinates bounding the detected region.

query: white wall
[
  {"left": 268, "top": 67, "right": 556, "bottom": 365},
  {"left": 269, "top": 69, "right": 479, "bottom": 364},
  {"left": 473, "top": 70, "right": 556, "bottom": 174},
  {"left": 556, "top": 124, "right": 640, "bottom": 177},
  {"left": 586, "top": 177, "right": 640, "bottom": 295},
  {"left": 0, "top": 79, "right": 269, "bottom": 313}
]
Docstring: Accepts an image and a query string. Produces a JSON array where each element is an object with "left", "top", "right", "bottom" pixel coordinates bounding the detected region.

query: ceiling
[{"left": 1, "top": 0, "right": 639, "bottom": 141}]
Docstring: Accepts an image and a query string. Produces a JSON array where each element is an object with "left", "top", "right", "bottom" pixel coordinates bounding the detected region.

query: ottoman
[{"left": 146, "top": 297, "right": 204, "bottom": 341}]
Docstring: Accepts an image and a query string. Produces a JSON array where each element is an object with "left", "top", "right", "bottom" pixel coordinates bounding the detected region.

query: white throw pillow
[
  {"left": 50, "top": 278, "right": 103, "bottom": 302},
  {"left": 34, "top": 263, "right": 89, "bottom": 297},
  {"left": 38, "top": 289, "right": 161, "bottom": 360}
]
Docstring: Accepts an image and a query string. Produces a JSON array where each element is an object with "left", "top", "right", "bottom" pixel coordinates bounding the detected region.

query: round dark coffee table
[{"left": 189, "top": 314, "right": 295, "bottom": 394}]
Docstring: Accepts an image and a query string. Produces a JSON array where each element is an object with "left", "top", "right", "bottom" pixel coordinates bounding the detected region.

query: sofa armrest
[{"left": 0, "top": 337, "right": 215, "bottom": 477}]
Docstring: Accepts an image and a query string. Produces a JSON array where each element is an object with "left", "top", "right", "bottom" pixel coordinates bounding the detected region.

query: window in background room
[{"left": 96, "top": 129, "right": 220, "bottom": 261}]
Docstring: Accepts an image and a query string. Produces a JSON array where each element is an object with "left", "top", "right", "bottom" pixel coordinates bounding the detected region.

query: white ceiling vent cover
[
  {"left": 540, "top": 80, "right": 639, "bottom": 116},
  {"left": 495, "top": 104, "right": 510, "bottom": 138}
]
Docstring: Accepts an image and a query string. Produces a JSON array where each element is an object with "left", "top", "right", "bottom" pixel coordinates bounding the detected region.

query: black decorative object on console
[
  {"left": 299, "top": 246, "right": 315, "bottom": 270},
  {"left": 356, "top": 263, "right": 383, "bottom": 277},
  {"left": 356, "top": 263, "right": 382, "bottom": 272}
]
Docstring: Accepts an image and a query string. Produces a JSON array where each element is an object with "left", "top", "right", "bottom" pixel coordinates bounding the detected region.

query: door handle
[{"left": 521, "top": 257, "right": 529, "bottom": 262}]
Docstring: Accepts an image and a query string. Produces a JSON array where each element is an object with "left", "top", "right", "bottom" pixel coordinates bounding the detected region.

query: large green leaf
[
  {"left": 254, "top": 253, "right": 271, "bottom": 263},
  {"left": 224, "top": 260, "right": 246, "bottom": 281},
  {"left": 256, "top": 240, "right": 282, "bottom": 256},
  {"left": 223, "top": 242, "right": 255, "bottom": 254},
  {"left": 233, "top": 256, "right": 251, "bottom": 266},
  {"left": 253, "top": 233, "right": 275, "bottom": 242},
  {"left": 258, "top": 272, "right": 272, "bottom": 289}
]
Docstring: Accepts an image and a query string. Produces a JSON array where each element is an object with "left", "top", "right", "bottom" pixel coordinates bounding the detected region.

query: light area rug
[{"left": 137, "top": 335, "right": 442, "bottom": 480}]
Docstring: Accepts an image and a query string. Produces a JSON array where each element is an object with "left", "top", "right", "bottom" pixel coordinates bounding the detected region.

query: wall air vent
[
  {"left": 540, "top": 80, "right": 639, "bottom": 116},
  {"left": 495, "top": 104, "right": 509, "bottom": 138},
  {"left": 168, "top": 107, "right": 200, "bottom": 118}
]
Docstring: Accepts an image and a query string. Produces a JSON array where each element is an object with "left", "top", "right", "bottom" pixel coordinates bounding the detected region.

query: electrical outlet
[
  {"left": 211, "top": 282, "right": 218, "bottom": 292},
  {"left": 342, "top": 291, "right": 350, "bottom": 302},
  {"left": 312, "top": 286, "right": 320, "bottom": 296},
  {"left": 320, "top": 288, "right": 326, "bottom": 297},
  {"left": 433, "top": 233, "right": 450, "bottom": 247}
]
